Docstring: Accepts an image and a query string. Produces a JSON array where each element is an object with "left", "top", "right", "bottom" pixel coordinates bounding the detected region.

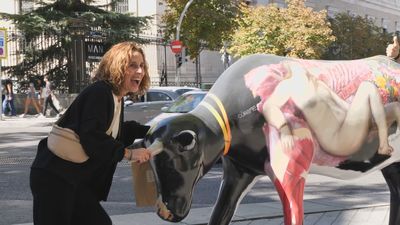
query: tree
[
  {"left": 162, "top": 0, "right": 241, "bottom": 59},
  {"left": 323, "top": 12, "right": 392, "bottom": 60},
  {"left": 0, "top": 0, "right": 150, "bottom": 92},
  {"left": 229, "top": 0, "right": 335, "bottom": 59}
]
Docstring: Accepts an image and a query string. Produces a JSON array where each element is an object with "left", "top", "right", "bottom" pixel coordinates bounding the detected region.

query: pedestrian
[
  {"left": 2, "top": 79, "right": 16, "bottom": 117},
  {"left": 41, "top": 75, "right": 60, "bottom": 117},
  {"left": 20, "top": 79, "right": 43, "bottom": 118},
  {"left": 387, "top": 35, "right": 400, "bottom": 63},
  {"left": 30, "top": 41, "right": 153, "bottom": 225},
  {"left": 36, "top": 78, "right": 45, "bottom": 111},
  {"left": 1, "top": 82, "right": 5, "bottom": 103}
]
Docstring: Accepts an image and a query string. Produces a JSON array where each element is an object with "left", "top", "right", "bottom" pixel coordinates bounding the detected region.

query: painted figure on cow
[
  {"left": 247, "top": 60, "right": 400, "bottom": 156},
  {"left": 141, "top": 54, "right": 400, "bottom": 225},
  {"left": 244, "top": 58, "right": 400, "bottom": 224}
]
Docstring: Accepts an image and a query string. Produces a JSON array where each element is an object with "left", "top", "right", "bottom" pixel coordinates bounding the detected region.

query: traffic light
[{"left": 176, "top": 54, "right": 182, "bottom": 68}]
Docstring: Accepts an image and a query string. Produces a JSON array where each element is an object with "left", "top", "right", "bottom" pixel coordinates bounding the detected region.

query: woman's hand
[
  {"left": 125, "top": 148, "right": 152, "bottom": 163},
  {"left": 279, "top": 124, "right": 294, "bottom": 151}
]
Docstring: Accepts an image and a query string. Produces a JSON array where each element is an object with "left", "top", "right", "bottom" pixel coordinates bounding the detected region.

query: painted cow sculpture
[{"left": 144, "top": 54, "right": 400, "bottom": 225}]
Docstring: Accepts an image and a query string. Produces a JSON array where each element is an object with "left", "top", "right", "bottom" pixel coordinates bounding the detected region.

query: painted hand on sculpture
[{"left": 280, "top": 125, "right": 295, "bottom": 151}]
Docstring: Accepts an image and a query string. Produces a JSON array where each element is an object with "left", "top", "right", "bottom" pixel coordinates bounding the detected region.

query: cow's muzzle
[{"left": 156, "top": 198, "right": 174, "bottom": 221}]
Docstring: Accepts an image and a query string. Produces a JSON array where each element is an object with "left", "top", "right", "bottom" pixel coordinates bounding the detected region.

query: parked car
[
  {"left": 124, "top": 86, "right": 201, "bottom": 123},
  {"left": 146, "top": 90, "right": 207, "bottom": 126}
]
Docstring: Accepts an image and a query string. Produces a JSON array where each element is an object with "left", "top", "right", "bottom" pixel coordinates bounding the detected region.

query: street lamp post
[
  {"left": 68, "top": 18, "right": 87, "bottom": 93},
  {"left": 174, "top": 0, "right": 195, "bottom": 86}
]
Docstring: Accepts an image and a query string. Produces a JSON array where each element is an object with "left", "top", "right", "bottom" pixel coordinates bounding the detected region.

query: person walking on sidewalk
[
  {"left": 36, "top": 78, "right": 45, "bottom": 111},
  {"left": 41, "top": 75, "right": 60, "bottom": 117},
  {"left": 20, "top": 79, "right": 43, "bottom": 118},
  {"left": 2, "top": 79, "right": 16, "bottom": 117},
  {"left": 30, "top": 41, "right": 153, "bottom": 225},
  {"left": 387, "top": 35, "right": 400, "bottom": 63}
]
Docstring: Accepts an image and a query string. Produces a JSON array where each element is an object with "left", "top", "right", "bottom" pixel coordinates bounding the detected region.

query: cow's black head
[{"left": 144, "top": 114, "right": 222, "bottom": 222}]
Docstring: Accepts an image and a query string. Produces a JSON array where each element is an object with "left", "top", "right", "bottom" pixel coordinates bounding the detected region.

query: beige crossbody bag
[
  {"left": 47, "top": 114, "right": 117, "bottom": 163},
  {"left": 47, "top": 125, "right": 89, "bottom": 163},
  {"left": 48, "top": 95, "right": 121, "bottom": 163}
]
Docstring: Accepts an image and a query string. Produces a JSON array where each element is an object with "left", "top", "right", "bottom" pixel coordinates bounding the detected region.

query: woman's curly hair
[{"left": 92, "top": 41, "right": 150, "bottom": 96}]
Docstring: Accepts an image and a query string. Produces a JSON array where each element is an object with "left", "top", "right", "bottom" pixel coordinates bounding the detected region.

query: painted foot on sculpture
[{"left": 378, "top": 145, "right": 393, "bottom": 156}]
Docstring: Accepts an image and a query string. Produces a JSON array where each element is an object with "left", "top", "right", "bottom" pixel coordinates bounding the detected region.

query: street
[{"left": 0, "top": 117, "right": 391, "bottom": 225}]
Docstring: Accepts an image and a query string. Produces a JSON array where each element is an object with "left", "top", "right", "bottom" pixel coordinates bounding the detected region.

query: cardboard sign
[{"left": 131, "top": 161, "right": 158, "bottom": 207}]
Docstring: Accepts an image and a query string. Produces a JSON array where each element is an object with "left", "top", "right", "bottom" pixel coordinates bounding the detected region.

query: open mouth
[{"left": 132, "top": 79, "right": 141, "bottom": 85}]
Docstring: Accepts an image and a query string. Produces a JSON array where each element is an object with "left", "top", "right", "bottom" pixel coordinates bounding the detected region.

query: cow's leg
[
  {"left": 273, "top": 172, "right": 307, "bottom": 225},
  {"left": 381, "top": 162, "right": 400, "bottom": 225},
  {"left": 269, "top": 129, "right": 314, "bottom": 225},
  {"left": 208, "top": 158, "right": 258, "bottom": 225}
]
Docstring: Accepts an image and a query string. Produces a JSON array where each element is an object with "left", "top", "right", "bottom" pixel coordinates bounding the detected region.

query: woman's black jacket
[{"left": 31, "top": 81, "right": 150, "bottom": 201}]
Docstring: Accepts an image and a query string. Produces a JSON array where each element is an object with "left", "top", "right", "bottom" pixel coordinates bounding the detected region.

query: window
[
  {"left": 21, "top": 0, "right": 34, "bottom": 13},
  {"left": 366, "top": 15, "right": 376, "bottom": 22},
  {"left": 326, "top": 6, "right": 339, "bottom": 18},
  {"left": 115, "top": 0, "right": 129, "bottom": 13},
  {"left": 175, "top": 89, "right": 194, "bottom": 96},
  {"left": 382, "top": 18, "right": 389, "bottom": 30},
  {"left": 147, "top": 92, "right": 173, "bottom": 101}
]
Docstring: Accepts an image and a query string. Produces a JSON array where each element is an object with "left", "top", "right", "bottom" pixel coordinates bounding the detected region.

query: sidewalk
[
  {"left": 108, "top": 196, "right": 390, "bottom": 225},
  {"left": 5, "top": 116, "right": 391, "bottom": 225},
  {"left": 0, "top": 114, "right": 57, "bottom": 128},
  {"left": 15, "top": 196, "right": 390, "bottom": 225}
]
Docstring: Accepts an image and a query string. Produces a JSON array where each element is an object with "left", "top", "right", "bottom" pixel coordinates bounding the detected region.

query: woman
[
  {"left": 36, "top": 78, "right": 45, "bottom": 111},
  {"left": 30, "top": 42, "right": 153, "bottom": 225},
  {"left": 20, "top": 79, "right": 42, "bottom": 117},
  {"left": 2, "top": 79, "right": 16, "bottom": 116},
  {"left": 387, "top": 35, "right": 400, "bottom": 63},
  {"left": 42, "top": 75, "right": 61, "bottom": 117}
]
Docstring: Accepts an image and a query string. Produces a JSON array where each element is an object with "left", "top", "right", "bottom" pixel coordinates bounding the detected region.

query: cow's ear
[{"left": 172, "top": 130, "right": 196, "bottom": 151}]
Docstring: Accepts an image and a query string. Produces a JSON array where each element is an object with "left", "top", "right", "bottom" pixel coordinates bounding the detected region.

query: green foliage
[
  {"left": 0, "top": 0, "right": 150, "bottom": 92},
  {"left": 323, "top": 12, "right": 392, "bottom": 60},
  {"left": 229, "top": 0, "right": 335, "bottom": 59},
  {"left": 162, "top": 0, "right": 241, "bottom": 58}
]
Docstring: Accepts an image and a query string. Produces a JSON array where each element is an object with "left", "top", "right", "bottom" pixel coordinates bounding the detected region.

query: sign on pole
[
  {"left": 85, "top": 41, "right": 106, "bottom": 61},
  {"left": 0, "top": 28, "right": 7, "bottom": 59},
  {"left": 170, "top": 40, "right": 183, "bottom": 54}
]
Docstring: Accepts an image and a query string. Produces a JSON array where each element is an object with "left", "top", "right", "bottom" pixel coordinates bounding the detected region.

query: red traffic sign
[{"left": 170, "top": 40, "right": 183, "bottom": 54}]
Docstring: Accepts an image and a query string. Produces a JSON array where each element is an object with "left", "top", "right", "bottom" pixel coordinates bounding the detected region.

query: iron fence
[{"left": 1, "top": 28, "right": 204, "bottom": 94}]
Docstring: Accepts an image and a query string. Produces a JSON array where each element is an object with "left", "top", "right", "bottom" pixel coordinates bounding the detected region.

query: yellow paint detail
[{"left": 199, "top": 93, "right": 232, "bottom": 155}]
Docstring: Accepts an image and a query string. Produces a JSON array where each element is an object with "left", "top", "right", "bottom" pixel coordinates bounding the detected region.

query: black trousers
[
  {"left": 43, "top": 95, "right": 59, "bottom": 115},
  {"left": 30, "top": 168, "right": 112, "bottom": 225}
]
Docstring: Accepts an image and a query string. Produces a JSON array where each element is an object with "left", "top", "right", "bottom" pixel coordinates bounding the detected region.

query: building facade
[
  {"left": 136, "top": 0, "right": 400, "bottom": 87},
  {"left": 1, "top": 0, "right": 400, "bottom": 88}
]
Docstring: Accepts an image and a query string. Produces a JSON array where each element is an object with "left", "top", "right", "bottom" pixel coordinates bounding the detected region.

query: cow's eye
[{"left": 172, "top": 130, "right": 197, "bottom": 152}]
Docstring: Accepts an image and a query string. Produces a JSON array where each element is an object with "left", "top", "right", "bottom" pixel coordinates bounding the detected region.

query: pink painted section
[
  {"left": 295, "top": 59, "right": 373, "bottom": 101},
  {"left": 245, "top": 59, "right": 400, "bottom": 166},
  {"left": 244, "top": 58, "right": 400, "bottom": 225}
]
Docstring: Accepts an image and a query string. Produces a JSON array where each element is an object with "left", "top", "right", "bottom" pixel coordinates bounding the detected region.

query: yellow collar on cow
[{"left": 199, "top": 93, "right": 231, "bottom": 155}]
